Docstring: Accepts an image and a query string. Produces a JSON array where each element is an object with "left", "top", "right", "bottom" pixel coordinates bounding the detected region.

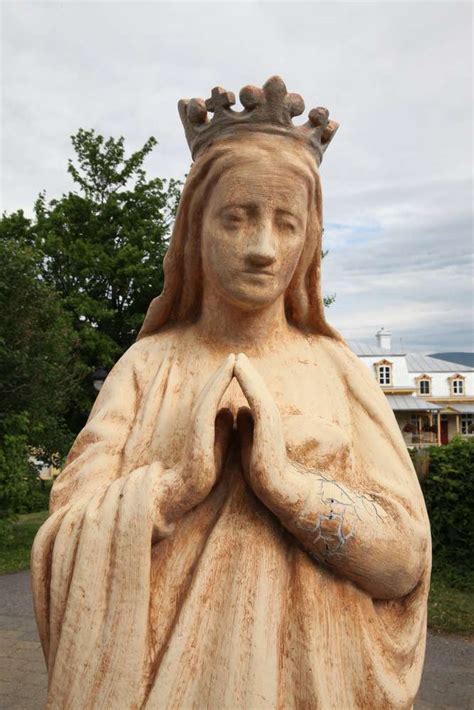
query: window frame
[
  {"left": 374, "top": 359, "right": 393, "bottom": 387},
  {"left": 461, "top": 414, "right": 473, "bottom": 435},
  {"left": 447, "top": 373, "right": 466, "bottom": 396},
  {"left": 415, "top": 374, "right": 432, "bottom": 396}
]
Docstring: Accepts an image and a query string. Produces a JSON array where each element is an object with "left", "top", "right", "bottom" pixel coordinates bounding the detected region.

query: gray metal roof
[
  {"left": 347, "top": 340, "right": 474, "bottom": 371},
  {"left": 347, "top": 340, "right": 405, "bottom": 356},
  {"left": 448, "top": 403, "right": 474, "bottom": 414},
  {"left": 405, "top": 353, "right": 474, "bottom": 373},
  {"left": 386, "top": 395, "right": 443, "bottom": 411},
  {"left": 430, "top": 352, "right": 474, "bottom": 368}
]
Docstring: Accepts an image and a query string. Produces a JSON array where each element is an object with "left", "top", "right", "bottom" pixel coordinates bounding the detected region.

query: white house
[{"left": 348, "top": 329, "right": 474, "bottom": 447}]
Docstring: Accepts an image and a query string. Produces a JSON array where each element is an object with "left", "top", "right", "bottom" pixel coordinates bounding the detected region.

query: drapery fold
[{"left": 31, "top": 332, "right": 430, "bottom": 709}]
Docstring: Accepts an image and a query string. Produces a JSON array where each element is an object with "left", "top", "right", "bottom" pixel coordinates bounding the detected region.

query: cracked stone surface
[{"left": 0, "top": 570, "right": 472, "bottom": 709}]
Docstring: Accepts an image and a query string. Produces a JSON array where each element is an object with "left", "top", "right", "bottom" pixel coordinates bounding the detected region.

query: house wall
[
  {"left": 358, "top": 357, "right": 474, "bottom": 397},
  {"left": 359, "top": 355, "right": 409, "bottom": 386},
  {"left": 412, "top": 371, "right": 474, "bottom": 398}
]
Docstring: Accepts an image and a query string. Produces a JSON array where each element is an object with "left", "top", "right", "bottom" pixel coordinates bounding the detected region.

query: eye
[
  {"left": 277, "top": 219, "right": 297, "bottom": 233},
  {"left": 221, "top": 208, "right": 246, "bottom": 229},
  {"left": 275, "top": 210, "right": 299, "bottom": 233}
]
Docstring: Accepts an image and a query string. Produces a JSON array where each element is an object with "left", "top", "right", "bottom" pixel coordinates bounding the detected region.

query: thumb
[{"left": 237, "top": 406, "right": 254, "bottom": 479}]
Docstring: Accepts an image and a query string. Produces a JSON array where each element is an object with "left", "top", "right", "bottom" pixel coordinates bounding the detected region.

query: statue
[{"left": 31, "top": 76, "right": 431, "bottom": 709}]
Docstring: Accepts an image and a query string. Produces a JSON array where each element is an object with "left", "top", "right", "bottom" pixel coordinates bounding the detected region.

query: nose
[{"left": 245, "top": 220, "right": 277, "bottom": 268}]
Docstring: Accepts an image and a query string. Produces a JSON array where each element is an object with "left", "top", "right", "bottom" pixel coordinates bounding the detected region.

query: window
[
  {"left": 461, "top": 414, "right": 473, "bottom": 435},
  {"left": 448, "top": 374, "right": 465, "bottom": 396},
  {"left": 374, "top": 359, "right": 393, "bottom": 386},
  {"left": 419, "top": 379, "right": 430, "bottom": 395},
  {"left": 378, "top": 365, "right": 391, "bottom": 386}
]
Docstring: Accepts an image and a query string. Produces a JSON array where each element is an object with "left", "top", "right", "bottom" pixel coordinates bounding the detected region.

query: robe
[{"left": 31, "top": 327, "right": 431, "bottom": 709}]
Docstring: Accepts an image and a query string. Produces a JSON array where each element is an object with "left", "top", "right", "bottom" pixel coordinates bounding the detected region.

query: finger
[
  {"left": 234, "top": 353, "right": 280, "bottom": 422},
  {"left": 236, "top": 407, "right": 254, "bottom": 479},
  {"left": 194, "top": 354, "right": 235, "bottom": 419},
  {"left": 191, "top": 354, "right": 235, "bottom": 450},
  {"left": 214, "top": 408, "right": 234, "bottom": 474},
  {"left": 235, "top": 354, "right": 287, "bottom": 473}
]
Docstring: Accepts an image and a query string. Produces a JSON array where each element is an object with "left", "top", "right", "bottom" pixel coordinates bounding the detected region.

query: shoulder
[
  {"left": 104, "top": 325, "right": 184, "bottom": 389},
  {"left": 309, "top": 334, "right": 387, "bottom": 399},
  {"left": 126, "top": 327, "right": 180, "bottom": 364},
  {"left": 307, "top": 333, "right": 361, "bottom": 372}
]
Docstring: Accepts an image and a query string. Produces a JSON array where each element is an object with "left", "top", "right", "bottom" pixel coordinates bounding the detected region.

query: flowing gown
[{"left": 31, "top": 327, "right": 431, "bottom": 709}]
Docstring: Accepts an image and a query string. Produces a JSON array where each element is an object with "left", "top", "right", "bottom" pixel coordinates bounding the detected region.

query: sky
[{"left": 1, "top": 0, "right": 473, "bottom": 352}]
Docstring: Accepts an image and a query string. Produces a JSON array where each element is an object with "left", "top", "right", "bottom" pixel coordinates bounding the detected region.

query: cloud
[{"left": 1, "top": 0, "right": 472, "bottom": 351}]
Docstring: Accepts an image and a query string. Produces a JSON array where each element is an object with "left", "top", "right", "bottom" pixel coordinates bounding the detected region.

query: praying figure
[{"left": 32, "top": 76, "right": 431, "bottom": 709}]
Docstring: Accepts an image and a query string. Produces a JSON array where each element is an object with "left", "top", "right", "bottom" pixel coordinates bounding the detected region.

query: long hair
[{"left": 137, "top": 132, "right": 342, "bottom": 341}]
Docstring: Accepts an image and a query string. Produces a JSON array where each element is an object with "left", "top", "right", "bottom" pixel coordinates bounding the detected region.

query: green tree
[
  {"left": 0, "top": 238, "right": 80, "bottom": 538},
  {"left": 31, "top": 129, "right": 181, "bottom": 430},
  {"left": 0, "top": 237, "right": 80, "bottom": 454}
]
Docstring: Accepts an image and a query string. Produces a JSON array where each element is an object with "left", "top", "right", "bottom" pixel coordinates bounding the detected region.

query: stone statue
[{"left": 31, "top": 76, "right": 431, "bottom": 709}]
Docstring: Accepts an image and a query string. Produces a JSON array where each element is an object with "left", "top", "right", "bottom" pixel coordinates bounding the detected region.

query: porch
[{"left": 386, "top": 395, "right": 474, "bottom": 447}]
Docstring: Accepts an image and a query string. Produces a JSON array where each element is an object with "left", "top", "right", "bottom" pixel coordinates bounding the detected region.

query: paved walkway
[{"left": 0, "top": 570, "right": 473, "bottom": 709}]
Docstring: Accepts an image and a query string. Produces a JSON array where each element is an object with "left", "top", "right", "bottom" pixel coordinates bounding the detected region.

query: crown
[{"left": 178, "top": 75, "right": 339, "bottom": 166}]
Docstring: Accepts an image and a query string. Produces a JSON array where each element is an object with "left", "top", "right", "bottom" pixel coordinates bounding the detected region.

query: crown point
[
  {"left": 205, "top": 87, "right": 235, "bottom": 113},
  {"left": 239, "top": 85, "right": 264, "bottom": 110},
  {"left": 187, "top": 98, "right": 208, "bottom": 125},
  {"left": 262, "top": 76, "right": 289, "bottom": 107},
  {"left": 321, "top": 120, "right": 339, "bottom": 146},
  {"left": 287, "top": 93, "right": 305, "bottom": 118},
  {"left": 309, "top": 107, "right": 330, "bottom": 128}
]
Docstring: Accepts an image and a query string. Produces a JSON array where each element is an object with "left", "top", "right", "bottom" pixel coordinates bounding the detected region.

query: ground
[{"left": 0, "top": 571, "right": 473, "bottom": 709}]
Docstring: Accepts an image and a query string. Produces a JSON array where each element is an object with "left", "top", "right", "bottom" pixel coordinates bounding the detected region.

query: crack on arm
[{"left": 295, "top": 471, "right": 386, "bottom": 561}]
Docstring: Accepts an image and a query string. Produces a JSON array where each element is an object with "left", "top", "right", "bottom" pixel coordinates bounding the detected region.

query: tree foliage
[
  {"left": 0, "top": 236, "right": 80, "bottom": 455},
  {"left": 30, "top": 129, "right": 181, "bottom": 429},
  {"left": 0, "top": 237, "right": 80, "bottom": 540}
]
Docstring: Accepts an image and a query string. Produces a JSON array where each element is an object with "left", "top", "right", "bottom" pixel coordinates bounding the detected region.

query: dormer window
[
  {"left": 419, "top": 379, "right": 430, "bottom": 395},
  {"left": 375, "top": 359, "right": 392, "bottom": 386},
  {"left": 448, "top": 374, "right": 465, "bottom": 396},
  {"left": 415, "top": 374, "right": 432, "bottom": 396}
]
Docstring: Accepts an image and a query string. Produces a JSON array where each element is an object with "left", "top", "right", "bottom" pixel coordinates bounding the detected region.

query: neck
[{"left": 196, "top": 286, "right": 291, "bottom": 354}]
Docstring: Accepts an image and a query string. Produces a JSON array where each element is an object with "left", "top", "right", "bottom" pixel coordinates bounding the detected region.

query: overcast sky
[{"left": 1, "top": 0, "right": 473, "bottom": 352}]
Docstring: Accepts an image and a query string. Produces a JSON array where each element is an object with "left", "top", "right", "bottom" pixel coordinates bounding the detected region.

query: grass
[
  {"left": 428, "top": 565, "right": 474, "bottom": 637},
  {"left": 0, "top": 512, "right": 473, "bottom": 637},
  {"left": 0, "top": 510, "right": 48, "bottom": 575}
]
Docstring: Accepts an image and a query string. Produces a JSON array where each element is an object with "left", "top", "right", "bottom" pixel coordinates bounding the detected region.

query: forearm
[{"left": 259, "top": 465, "right": 428, "bottom": 599}]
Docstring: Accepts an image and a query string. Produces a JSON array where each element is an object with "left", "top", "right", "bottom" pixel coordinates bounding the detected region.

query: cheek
[
  {"left": 202, "top": 223, "right": 239, "bottom": 278},
  {"left": 278, "top": 232, "right": 306, "bottom": 274}
]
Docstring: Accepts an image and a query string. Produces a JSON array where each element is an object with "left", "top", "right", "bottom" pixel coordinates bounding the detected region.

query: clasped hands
[{"left": 166, "top": 353, "right": 301, "bottom": 522}]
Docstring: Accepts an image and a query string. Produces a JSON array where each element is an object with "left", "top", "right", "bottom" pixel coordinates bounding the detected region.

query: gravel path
[{"left": 0, "top": 570, "right": 472, "bottom": 709}]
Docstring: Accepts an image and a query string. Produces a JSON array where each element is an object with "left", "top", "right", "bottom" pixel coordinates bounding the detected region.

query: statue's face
[{"left": 201, "top": 152, "right": 309, "bottom": 311}]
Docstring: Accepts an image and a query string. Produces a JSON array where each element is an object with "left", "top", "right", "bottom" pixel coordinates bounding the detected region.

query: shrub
[
  {"left": 0, "top": 414, "right": 55, "bottom": 545},
  {"left": 419, "top": 437, "right": 474, "bottom": 575}
]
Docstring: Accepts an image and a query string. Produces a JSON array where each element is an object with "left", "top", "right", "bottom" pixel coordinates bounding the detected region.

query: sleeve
[
  {"left": 327, "top": 339, "right": 432, "bottom": 597},
  {"left": 48, "top": 342, "right": 142, "bottom": 512},
  {"left": 275, "top": 338, "right": 431, "bottom": 600},
  {"left": 30, "top": 341, "right": 174, "bottom": 709}
]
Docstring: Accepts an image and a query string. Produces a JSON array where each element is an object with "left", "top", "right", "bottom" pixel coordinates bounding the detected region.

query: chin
[{"left": 225, "top": 287, "right": 281, "bottom": 311}]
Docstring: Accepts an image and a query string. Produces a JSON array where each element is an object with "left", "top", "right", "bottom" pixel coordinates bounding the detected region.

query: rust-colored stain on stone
[{"left": 31, "top": 76, "right": 430, "bottom": 709}]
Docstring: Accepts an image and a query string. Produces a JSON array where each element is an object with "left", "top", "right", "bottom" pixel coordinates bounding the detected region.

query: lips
[{"left": 243, "top": 269, "right": 274, "bottom": 276}]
